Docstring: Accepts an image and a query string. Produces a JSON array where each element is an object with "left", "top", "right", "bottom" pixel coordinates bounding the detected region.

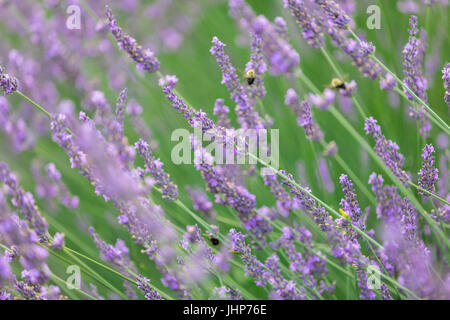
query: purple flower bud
[
  {"left": 418, "top": 144, "right": 438, "bottom": 201},
  {"left": 105, "top": 7, "right": 160, "bottom": 73},
  {"left": 364, "top": 117, "right": 410, "bottom": 185},
  {"left": 0, "top": 66, "right": 19, "bottom": 95}
]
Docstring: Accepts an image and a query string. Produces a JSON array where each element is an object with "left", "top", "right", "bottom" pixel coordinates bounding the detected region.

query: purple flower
[
  {"left": 105, "top": 7, "right": 160, "bottom": 73},
  {"left": 317, "top": 157, "right": 334, "bottom": 193},
  {"left": 51, "top": 232, "right": 65, "bottom": 251},
  {"left": 193, "top": 143, "right": 271, "bottom": 244},
  {"left": 0, "top": 163, "right": 49, "bottom": 238},
  {"left": 284, "top": 0, "right": 325, "bottom": 49},
  {"left": 137, "top": 275, "right": 162, "bottom": 300},
  {"left": 315, "top": 0, "right": 351, "bottom": 28},
  {"left": 186, "top": 187, "right": 216, "bottom": 218},
  {"left": 210, "top": 286, "right": 242, "bottom": 300},
  {"left": 308, "top": 88, "right": 335, "bottom": 110},
  {"left": 159, "top": 75, "right": 214, "bottom": 132},
  {"left": 0, "top": 255, "right": 12, "bottom": 287},
  {"left": 285, "top": 88, "right": 323, "bottom": 141},
  {"left": 0, "top": 66, "right": 19, "bottom": 95},
  {"left": 272, "top": 226, "right": 333, "bottom": 297},
  {"left": 252, "top": 15, "right": 300, "bottom": 75},
  {"left": 402, "top": 16, "right": 430, "bottom": 137},
  {"left": 135, "top": 139, "right": 178, "bottom": 200},
  {"left": 418, "top": 144, "right": 438, "bottom": 200},
  {"left": 89, "top": 227, "right": 130, "bottom": 271},
  {"left": 213, "top": 99, "right": 231, "bottom": 129},
  {"left": 229, "top": 0, "right": 299, "bottom": 75},
  {"left": 380, "top": 73, "right": 396, "bottom": 91},
  {"left": 380, "top": 283, "right": 392, "bottom": 300},
  {"left": 263, "top": 170, "right": 298, "bottom": 217},
  {"left": 364, "top": 117, "right": 410, "bottom": 185},
  {"left": 442, "top": 62, "right": 450, "bottom": 106}
]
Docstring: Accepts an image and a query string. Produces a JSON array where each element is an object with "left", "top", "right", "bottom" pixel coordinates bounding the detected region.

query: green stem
[{"left": 408, "top": 181, "right": 450, "bottom": 205}]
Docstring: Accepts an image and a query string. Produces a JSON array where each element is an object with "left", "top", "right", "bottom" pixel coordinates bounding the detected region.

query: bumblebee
[
  {"left": 329, "top": 77, "right": 346, "bottom": 90},
  {"left": 209, "top": 237, "right": 220, "bottom": 246},
  {"left": 244, "top": 69, "right": 256, "bottom": 85}
]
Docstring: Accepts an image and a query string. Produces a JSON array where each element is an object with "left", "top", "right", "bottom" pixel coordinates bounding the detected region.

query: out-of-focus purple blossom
[
  {"left": 0, "top": 255, "right": 12, "bottom": 287},
  {"left": 31, "top": 161, "right": 79, "bottom": 210},
  {"left": 115, "top": 88, "right": 127, "bottom": 137},
  {"left": 285, "top": 88, "right": 323, "bottom": 141},
  {"left": 159, "top": 75, "right": 214, "bottom": 132},
  {"left": 402, "top": 16, "right": 430, "bottom": 137},
  {"left": 315, "top": 0, "right": 351, "bottom": 28},
  {"left": 0, "top": 96, "right": 33, "bottom": 153},
  {"left": 323, "top": 141, "right": 338, "bottom": 157},
  {"left": 263, "top": 170, "right": 298, "bottom": 217},
  {"left": 0, "top": 290, "right": 11, "bottom": 300},
  {"left": 213, "top": 99, "right": 231, "bottom": 129},
  {"left": 284, "top": 0, "right": 325, "bottom": 49},
  {"left": 252, "top": 16, "right": 300, "bottom": 75},
  {"left": 105, "top": 7, "right": 160, "bottom": 73},
  {"left": 264, "top": 254, "right": 306, "bottom": 300},
  {"left": 309, "top": 88, "right": 335, "bottom": 110},
  {"left": 0, "top": 163, "right": 49, "bottom": 238},
  {"left": 51, "top": 232, "right": 65, "bottom": 251},
  {"left": 135, "top": 139, "right": 178, "bottom": 200},
  {"left": 364, "top": 117, "right": 410, "bottom": 185},
  {"left": 210, "top": 286, "right": 242, "bottom": 300},
  {"left": 137, "top": 275, "right": 162, "bottom": 300},
  {"left": 273, "top": 16, "right": 289, "bottom": 41},
  {"left": 380, "top": 73, "right": 396, "bottom": 91},
  {"left": 442, "top": 63, "right": 450, "bottom": 106},
  {"left": 229, "top": 0, "right": 299, "bottom": 75},
  {"left": 126, "top": 99, "right": 158, "bottom": 149},
  {"left": 186, "top": 187, "right": 216, "bottom": 219},
  {"left": 0, "top": 66, "right": 19, "bottom": 95},
  {"left": 317, "top": 157, "right": 334, "bottom": 193},
  {"left": 418, "top": 144, "right": 438, "bottom": 201},
  {"left": 380, "top": 283, "right": 392, "bottom": 300},
  {"left": 339, "top": 80, "right": 357, "bottom": 97}
]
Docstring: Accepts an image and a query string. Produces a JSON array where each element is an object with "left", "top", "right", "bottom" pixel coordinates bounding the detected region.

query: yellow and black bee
[
  {"left": 209, "top": 236, "right": 220, "bottom": 246},
  {"left": 329, "top": 77, "right": 346, "bottom": 90},
  {"left": 244, "top": 69, "right": 256, "bottom": 86}
]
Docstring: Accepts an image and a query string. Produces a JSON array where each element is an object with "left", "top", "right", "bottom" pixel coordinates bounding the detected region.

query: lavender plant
[{"left": 0, "top": 0, "right": 449, "bottom": 301}]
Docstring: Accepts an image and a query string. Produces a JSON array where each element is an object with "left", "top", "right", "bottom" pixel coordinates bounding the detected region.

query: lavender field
[{"left": 0, "top": 0, "right": 449, "bottom": 301}]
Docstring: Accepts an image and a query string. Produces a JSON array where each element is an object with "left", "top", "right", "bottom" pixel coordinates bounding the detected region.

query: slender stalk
[
  {"left": 408, "top": 181, "right": 450, "bottom": 205},
  {"left": 346, "top": 27, "right": 449, "bottom": 133}
]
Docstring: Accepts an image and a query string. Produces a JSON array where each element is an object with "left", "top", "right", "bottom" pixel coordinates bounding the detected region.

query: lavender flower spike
[
  {"left": 285, "top": 88, "right": 323, "bottom": 141},
  {"left": 284, "top": 0, "right": 325, "bottom": 49},
  {"left": 402, "top": 16, "right": 430, "bottom": 137},
  {"left": 442, "top": 63, "right": 450, "bottom": 107},
  {"left": 210, "top": 37, "right": 246, "bottom": 107},
  {"left": 105, "top": 7, "right": 160, "bottom": 73},
  {"left": 315, "top": 0, "right": 351, "bottom": 29},
  {"left": 418, "top": 144, "right": 438, "bottom": 200},
  {"left": 364, "top": 117, "right": 410, "bottom": 185},
  {"left": 0, "top": 66, "right": 19, "bottom": 95},
  {"left": 135, "top": 139, "right": 178, "bottom": 200}
]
